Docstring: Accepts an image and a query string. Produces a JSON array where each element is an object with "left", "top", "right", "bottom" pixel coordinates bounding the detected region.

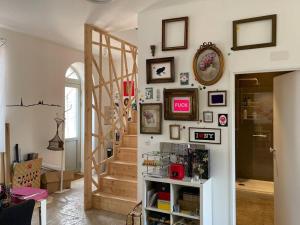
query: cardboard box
[
  {"left": 41, "top": 171, "right": 74, "bottom": 193},
  {"left": 157, "top": 200, "right": 170, "bottom": 211}
]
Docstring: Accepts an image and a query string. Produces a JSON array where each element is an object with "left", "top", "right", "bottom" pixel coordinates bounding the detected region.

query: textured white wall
[
  {"left": 138, "top": 0, "right": 300, "bottom": 225},
  {"left": 0, "top": 27, "right": 83, "bottom": 168}
]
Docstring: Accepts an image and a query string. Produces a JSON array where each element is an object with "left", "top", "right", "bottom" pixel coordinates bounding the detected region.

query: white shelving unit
[{"left": 143, "top": 176, "right": 212, "bottom": 225}]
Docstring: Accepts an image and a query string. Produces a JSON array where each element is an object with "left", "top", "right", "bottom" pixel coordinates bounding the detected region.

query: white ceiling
[{"left": 0, "top": 0, "right": 164, "bottom": 51}]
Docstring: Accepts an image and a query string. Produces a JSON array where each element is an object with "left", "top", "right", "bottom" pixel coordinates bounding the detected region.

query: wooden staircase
[{"left": 92, "top": 114, "right": 138, "bottom": 215}]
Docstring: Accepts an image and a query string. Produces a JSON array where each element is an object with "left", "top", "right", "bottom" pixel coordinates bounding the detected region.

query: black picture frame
[
  {"left": 208, "top": 90, "right": 227, "bottom": 107},
  {"left": 146, "top": 57, "right": 175, "bottom": 84},
  {"left": 189, "top": 127, "right": 221, "bottom": 144}
]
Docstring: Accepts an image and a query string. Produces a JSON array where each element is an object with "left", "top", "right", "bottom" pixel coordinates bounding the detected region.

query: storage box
[
  {"left": 157, "top": 200, "right": 170, "bottom": 211},
  {"left": 178, "top": 199, "right": 199, "bottom": 212},
  {"left": 41, "top": 171, "right": 74, "bottom": 193},
  {"left": 158, "top": 192, "right": 170, "bottom": 201}
]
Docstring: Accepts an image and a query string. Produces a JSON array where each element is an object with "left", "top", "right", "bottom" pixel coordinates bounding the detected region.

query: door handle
[
  {"left": 252, "top": 134, "right": 267, "bottom": 138},
  {"left": 270, "top": 147, "right": 277, "bottom": 153}
]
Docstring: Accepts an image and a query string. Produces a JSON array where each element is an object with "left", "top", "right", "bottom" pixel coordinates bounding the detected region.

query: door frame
[
  {"left": 65, "top": 78, "right": 82, "bottom": 172},
  {"left": 229, "top": 66, "right": 300, "bottom": 225}
]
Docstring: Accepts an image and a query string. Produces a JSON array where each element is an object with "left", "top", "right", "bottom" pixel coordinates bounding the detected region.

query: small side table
[{"left": 11, "top": 187, "right": 48, "bottom": 225}]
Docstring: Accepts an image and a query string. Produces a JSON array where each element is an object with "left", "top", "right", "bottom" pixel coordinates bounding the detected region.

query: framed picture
[
  {"left": 189, "top": 127, "right": 221, "bottom": 144},
  {"left": 180, "top": 72, "right": 189, "bottom": 85},
  {"left": 164, "top": 88, "right": 199, "bottom": 121},
  {"left": 218, "top": 114, "right": 228, "bottom": 127},
  {"left": 145, "top": 88, "right": 153, "bottom": 100},
  {"left": 123, "top": 81, "right": 135, "bottom": 97},
  {"left": 162, "top": 17, "right": 188, "bottom": 51},
  {"left": 192, "top": 42, "right": 224, "bottom": 86},
  {"left": 208, "top": 91, "right": 227, "bottom": 107},
  {"left": 169, "top": 125, "right": 180, "bottom": 140},
  {"left": 232, "top": 14, "right": 277, "bottom": 51},
  {"left": 140, "top": 103, "right": 162, "bottom": 134},
  {"left": 146, "top": 57, "right": 175, "bottom": 84},
  {"left": 203, "top": 111, "right": 213, "bottom": 123}
]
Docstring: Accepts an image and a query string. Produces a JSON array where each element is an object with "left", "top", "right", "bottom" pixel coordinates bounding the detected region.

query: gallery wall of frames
[{"left": 137, "top": 1, "right": 290, "bottom": 224}]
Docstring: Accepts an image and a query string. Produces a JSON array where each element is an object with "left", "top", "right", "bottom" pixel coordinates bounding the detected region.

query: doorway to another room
[
  {"left": 234, "top": 70, "right": 295, "bottom": 225},
  {"left": 65, "top": 65, "right": 82, "bottom": 172}
]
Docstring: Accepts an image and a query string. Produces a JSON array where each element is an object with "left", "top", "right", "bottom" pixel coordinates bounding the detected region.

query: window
[{"left": 65, "top": 66, "right": 81, "bottom": 139}]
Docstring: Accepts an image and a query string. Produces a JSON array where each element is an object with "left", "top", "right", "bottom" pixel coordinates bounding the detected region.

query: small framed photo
[
  {"left": 162, "top": 17, "right": 188, "bottom": 51},
  {"left": 164, "top": 88, "right": 199, "bottom": 121},
  {"left": 140, "top": 103, "right": 162, "bottom": 134},
  {"left": 203, "top": 111, "right": 213, "bottom": 123},
  {"left": 218, "top": 114, "right": 228, "bottom": 127},
  {"left": 145, "top": 88, "right": 153, "bottom": 100},
  {"left": 232, "top": 14, "right": 277, "bottom": 51},
  {"left": 123, "top": 81, "right": 135, "bottom": 97},
  {"left": 169, "top": 125, "right": 180, "bottom": 140},
  {"left": 146, "top": 57, "right": 175, "bottom": 84},
  {"left": 189, "top": 127, "right": 221, "bottom": 144},
  {"left": 180, "top": 72, "right": 189, "bottom": 85},
  {"left": 208, "top": 90, "right": 227, "bottom": 107}
]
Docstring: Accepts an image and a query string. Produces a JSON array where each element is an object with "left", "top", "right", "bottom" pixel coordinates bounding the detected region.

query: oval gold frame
[{"left": 192, "top": 42, "right": 224, "bottom": 86}]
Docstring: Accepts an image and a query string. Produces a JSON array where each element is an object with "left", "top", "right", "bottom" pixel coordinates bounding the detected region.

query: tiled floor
[{"left": 32, "top": 179, "right": 127, "bottom": 225}]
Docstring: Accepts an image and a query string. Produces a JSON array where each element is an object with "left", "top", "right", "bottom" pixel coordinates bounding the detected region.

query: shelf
[
  {"left": 145, "top": 206, "right": 170, "bottom": 214},
  {"left": 172, "top": 211, "right": 200, "bottom": 220},
  {"left": 144, "top": 176, "right": 208, "bottom": 188}
]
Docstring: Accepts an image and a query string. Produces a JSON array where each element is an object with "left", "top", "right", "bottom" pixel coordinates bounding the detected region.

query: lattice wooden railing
[{"left": 84, "top": 24, "right": 138, "bottom": 209}]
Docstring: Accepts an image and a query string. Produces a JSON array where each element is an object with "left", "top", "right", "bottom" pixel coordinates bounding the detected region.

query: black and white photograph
[
  {"left": 145, "top": 87, "right": 153, "bottom": 100},
  {"left": 180, "top": 72, "right": 189, "bottom": 85}
]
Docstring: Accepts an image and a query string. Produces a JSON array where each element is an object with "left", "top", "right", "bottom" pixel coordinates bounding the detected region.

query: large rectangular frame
[
  {"left": 164, "top": 88, "right": 199, "bottom": 121},
  {"left": 232, "top": 14, "right": 277, "bottom": 51}
]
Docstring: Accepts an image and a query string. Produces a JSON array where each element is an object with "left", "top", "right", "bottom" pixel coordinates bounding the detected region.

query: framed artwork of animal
[
  {"left": 146, "top": 57, "right": 175, "bottom": 84},
  {"left": 164, "top": 88, "right": 199, "bottom": 121},
  {"left": 140, "top": 103, "right": 162, "bottom": 134}
]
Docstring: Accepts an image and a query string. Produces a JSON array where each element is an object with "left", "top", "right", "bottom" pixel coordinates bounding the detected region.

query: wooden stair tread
[
  {"left": 118, "top": 147, "right": 137, "bottom": 151},
  {"left": 93, "top": 192, "right": 137, "bottom": 203},
  {"left": 110, "top": 160, "right": 137, "bottom": 166},
  {"left": 123, "top": 134, "right": 137, "bottom": 137},
  {"left": 103, "top": 175, "right": 137, "bottom": 183}
]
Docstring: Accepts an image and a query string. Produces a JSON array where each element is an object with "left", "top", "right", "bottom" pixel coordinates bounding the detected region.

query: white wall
[
  {"left": 0, "top": 45, "right": 5, "bottom": 152},
  {"left": 138, "top": 0, "right": 300, "bottom": 225},
  {"left": 1, "top": 27, "right": 83, "bottom": 169}
]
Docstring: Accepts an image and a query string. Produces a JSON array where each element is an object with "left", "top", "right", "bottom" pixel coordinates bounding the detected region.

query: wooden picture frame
[
  {"left": 146, "top": 57, "right": 175, "bottom": 84},
  {"left": 162, "top": 17, "right": 188, "bottom": 51},
  {"left": 140, "top": 103, "right": 162, "bottom": 134},
  {"left": 169, "top": 125, "right": 180, "bottom": 140},
  {"left": 203, "top": 111, "right": 214, "bottom": 123},
  {"left": 193, "top": 42, "right": 224, "bottom": 86},
  {"left": 164, "top": 88, "right": 199, "bottom": 121},
  {"left": 189, "top": 127, "right": 221, "bottom": 144},
  {"left": 232, "top": 14, "right": 277, "bottom": 51},
  {"left": 208, "top": 90, "right": 227, "bottom": 107}
]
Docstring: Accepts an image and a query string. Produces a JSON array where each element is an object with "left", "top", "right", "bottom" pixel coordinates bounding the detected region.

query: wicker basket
[{"left": 126, "top": 202, "right": 142, "bottom": 225}]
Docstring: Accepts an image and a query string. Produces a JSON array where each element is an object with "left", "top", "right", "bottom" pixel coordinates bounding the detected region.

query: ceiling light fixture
[{"left": 86, "top": 0, "right": 113, "bottom": 4}]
